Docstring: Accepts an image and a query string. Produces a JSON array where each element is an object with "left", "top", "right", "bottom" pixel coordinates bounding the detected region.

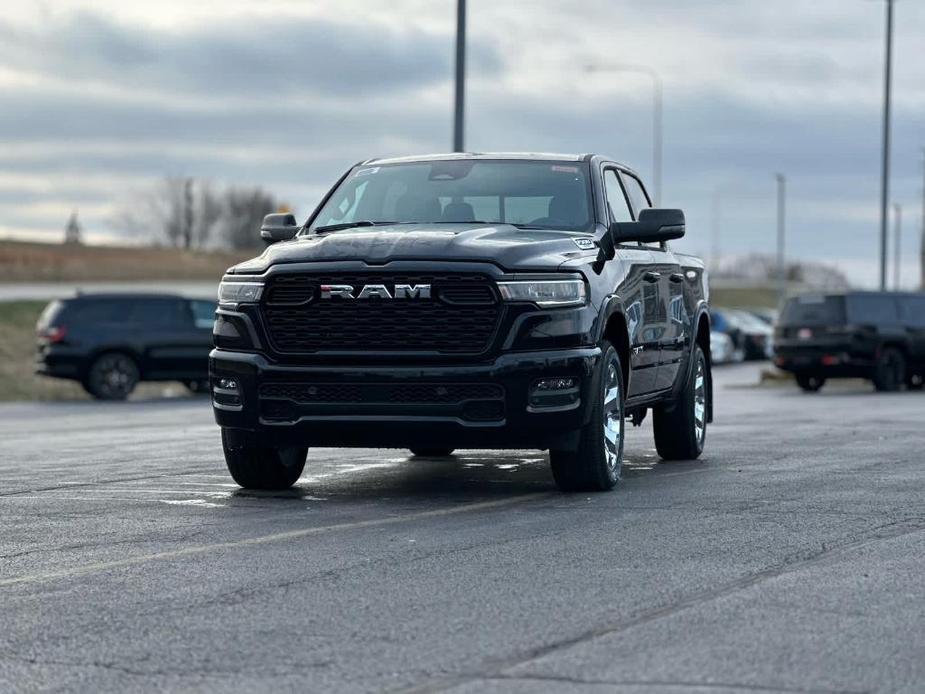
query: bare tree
[
  {"left": 115, "top": 177, "right": 227, "bottom": 250},
  {"left": 220, "top": 186, "right": 279, "bottom": 250}
]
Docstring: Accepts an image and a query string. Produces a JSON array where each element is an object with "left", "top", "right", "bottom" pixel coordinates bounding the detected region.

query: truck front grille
[{"left": 260, "top": 273, "right": 501, "bottom": 354}]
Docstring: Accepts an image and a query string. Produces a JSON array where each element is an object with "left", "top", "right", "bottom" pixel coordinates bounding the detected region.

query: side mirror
[
  {"left": 260, "top": 213, "right": 299, "bottom": 244},
  {"left": 610, "top": 208, "right": 685, "bottom": 244}
]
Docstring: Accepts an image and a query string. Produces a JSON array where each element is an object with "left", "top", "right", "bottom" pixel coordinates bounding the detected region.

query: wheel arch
[
  {"left": 598, "top": 299, "right": 631, "bottom": 395},
  {"left": 85, "top": 347, "right": 144, "bottom": 381},
  {"left": 693, "top": 307, "right": 713, "bottom": 423}
]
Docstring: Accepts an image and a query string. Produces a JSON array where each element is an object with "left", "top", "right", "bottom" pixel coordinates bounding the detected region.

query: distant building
[{"left": 64, "top": 211, "right": 82, "bottom": 245}]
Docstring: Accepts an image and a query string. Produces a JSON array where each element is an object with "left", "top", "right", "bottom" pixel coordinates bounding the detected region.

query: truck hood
[{"left": 228, "top": 224, "right": 598, "bottom": 274}]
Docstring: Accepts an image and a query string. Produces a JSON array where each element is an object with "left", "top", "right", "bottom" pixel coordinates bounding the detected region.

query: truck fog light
[
  {"left": 535, "top": 378, "right": 575, "bottom": 391},
  {"left": 213, "top": 378, "right": 242, "bottom": 408},
  {"left": 528, "top": 378, "right": 580, "bottom": 411}
]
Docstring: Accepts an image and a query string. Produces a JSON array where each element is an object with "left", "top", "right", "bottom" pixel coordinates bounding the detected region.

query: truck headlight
[
  {"left": 218, "top": 280, "right": 264, "bottom": 305},
  {"left": 497, "top": 278, "right": 587, "bottom": 308}
]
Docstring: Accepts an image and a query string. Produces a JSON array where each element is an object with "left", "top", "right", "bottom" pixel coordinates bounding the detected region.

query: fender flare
[
  {"left": 594, "top": 295, "right": 632, "bottom": 392},
  {"left": 687, "top": 303, "right": 713, "bottom": 423}
]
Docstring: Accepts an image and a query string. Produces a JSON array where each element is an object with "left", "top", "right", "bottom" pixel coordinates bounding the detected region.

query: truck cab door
[
  {"left": 618, "top": 171, "right": 688, "bottom": 392},
  {"left": 650, "top": 247, "right": 688, "bottom": 390},
  {"left": 604, "top": 167, "right": 659, "bottom": 396}
]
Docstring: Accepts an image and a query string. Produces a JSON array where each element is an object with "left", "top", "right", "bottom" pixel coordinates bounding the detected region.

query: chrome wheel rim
[
  {"left": 602, "top": 358, "right": 623, "bottom": 474},
  {"left": 694, "top": 355, "right": 707, "bottom": 447}
]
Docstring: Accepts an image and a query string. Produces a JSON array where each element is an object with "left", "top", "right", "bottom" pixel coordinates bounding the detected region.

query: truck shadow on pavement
[{"left": 227, "top": 447, "right": 706, "bottom": 504}]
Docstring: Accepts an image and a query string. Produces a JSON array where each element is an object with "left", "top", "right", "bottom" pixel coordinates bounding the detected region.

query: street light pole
[
  {"left": 921, "top": 149, "right": 925, "bottom": 289},
  {"left": 586, "top": 64, "right": 663, "bottom": 205},
  {"left": 776, "top": 174, "right": 787, "bottom": 305},
  {"left": 893, "top": 202, "right": 902, "bottom": 289},
  {"left": 878, "top": 0, "right": 895, "bottom": 291},
  {"left": 453, "top": 0, "right": 466, "bottom": 153}
]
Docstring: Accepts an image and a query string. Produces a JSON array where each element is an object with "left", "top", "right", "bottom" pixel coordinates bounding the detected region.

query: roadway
[{"left": 1, "top": 363, "right": 923, "bottom": 693}]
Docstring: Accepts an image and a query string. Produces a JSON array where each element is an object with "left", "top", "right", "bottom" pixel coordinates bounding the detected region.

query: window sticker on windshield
[
  {"left": 551, "top": 165, "right": 579, "bottom": 173},
  {"left": 355, "top": 167, "right": 380, "bottom": 177}
]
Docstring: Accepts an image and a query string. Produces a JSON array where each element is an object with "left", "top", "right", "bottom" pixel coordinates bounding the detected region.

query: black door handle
[
  {"left": 643, "top": 271, "right": 661, "bottom": 283},
  {"left": 669, "top": 273, "right": 685, "bottom": 284}
]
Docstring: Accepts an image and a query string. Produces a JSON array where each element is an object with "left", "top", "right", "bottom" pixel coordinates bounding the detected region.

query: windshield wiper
[{"left": 312, "top": 221, "right": 411, "bottom": 235}]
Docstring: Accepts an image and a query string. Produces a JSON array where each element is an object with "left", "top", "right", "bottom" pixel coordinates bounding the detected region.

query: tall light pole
[
  {"left": 453, "top": 0, "right": 466, "bottom": 152},
  {"left": 921, "top": 149, "right": 925, "bottom": 289},
  {"left": 893, "top": 202, "right": 902, "bottom": 289},
  {"left": 776, "top": 174, "right": 787, "bottom": 305},
  {"left": 586, "top": 64, "right": 663, "bottom": 205},
  {"left": 878, "top": 0, "right": 895, "bottom": 290}
]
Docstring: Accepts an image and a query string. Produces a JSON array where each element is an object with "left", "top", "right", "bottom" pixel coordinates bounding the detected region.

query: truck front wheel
[
  {"left": 221, "top": 429, "right": 307, "bottom": 490},
  {"left": 549, "top": 340, "right": 624, "bottom": 492}
]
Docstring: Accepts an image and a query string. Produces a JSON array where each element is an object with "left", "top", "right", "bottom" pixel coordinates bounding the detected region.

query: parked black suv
[
  {"left": 211, "top": 153, "right": 713, "bottom": 492},
  {"left": 774, "top": 291, "right": 925, "bottom": 392},
  {"left": 36, "top": 293, "right": 216, "bottom": 399}
]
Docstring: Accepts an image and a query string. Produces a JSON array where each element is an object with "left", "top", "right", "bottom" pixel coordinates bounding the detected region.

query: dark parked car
[
  {"left": 774, "top": 291, "right": 925, "bottom": 392},
  {"left": 35, "top": 293, "right": 216, "bottom": 400},
  {"left": 211, "top": 153, "right": 713, "bottom": 493},
  {"left": 711, "top": 308, "right": 771, "bottom": 361}
]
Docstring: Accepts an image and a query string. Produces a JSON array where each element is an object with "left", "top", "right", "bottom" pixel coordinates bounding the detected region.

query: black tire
[
  {"left": 184, "top": 379, "right": 210, "bottom": 395},
  {"left": 795, "top": 373, "right": 826, "bottom": 393},
  {"left": 549, "top": 340, "right": 624, "bottom": 492},
  {"left": 873, "top": 347, "right": 906, "bottom": 392},
  {"left": 654, "top": 345, "right": 708, "bottom": 460},
  {"left": 221, "top": 429, "right": 307, "bottom": 490},
  {"left": 83, "top": 352, "right": 139, "bottom": 401},
  {"left": 409, "top": 447, "right": 456, "bottom": 457}
]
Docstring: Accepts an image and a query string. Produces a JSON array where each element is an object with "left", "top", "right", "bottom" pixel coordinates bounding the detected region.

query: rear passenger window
[
  {"left": 190, "top": 300, "right": 217, "bottom": 329},
  {"left": 73, "top": 300, "right": 130, "bottom": 323},
  {"left": 847, "top": 295, "right": 900, "bottom": 326},
  {"left": 603, "top": 170, "right": 632, "bottom": 223},
  {"left": 127, "top": 299, "right": 191, "bottom": 326},
  {"left": 900, "top": 296, "right": 925, "bottom": 328}
]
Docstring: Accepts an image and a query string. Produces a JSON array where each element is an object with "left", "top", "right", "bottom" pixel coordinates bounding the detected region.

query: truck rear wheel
[
  {"left": 549, "top": 340, "right": 623, "bottom": 492},
  {"left": 221, "top": 429, "right": 307, "bottom": 490},
  {"left": 654, "top": 345, "right": 708, "bottom": 460},
  {"left": 873, "top": 347, "right": 905, "bottom": 392}
]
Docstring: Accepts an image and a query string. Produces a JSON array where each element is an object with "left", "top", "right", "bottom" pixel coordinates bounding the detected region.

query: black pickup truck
[{"left": 210, "top": 153, "right": 713, "bottom": 492}]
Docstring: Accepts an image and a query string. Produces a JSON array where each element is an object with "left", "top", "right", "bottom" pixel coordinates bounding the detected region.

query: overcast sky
[{"left": 1, "top": 0, "right": 923, "bottom": 286}]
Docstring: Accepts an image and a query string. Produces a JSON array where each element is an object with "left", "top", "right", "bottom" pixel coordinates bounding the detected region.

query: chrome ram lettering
[
  {"left": 318, "top": 284, "right": 432, "bottom": 300},
  {"left": 319, "top": 284, "right": 355, "bottom": 299},
  {"left": 393, "top": 284, "right": 431, "bottom": 299},
  {"left": 356, "top": 284, "right": 393, "bottom": 299}
]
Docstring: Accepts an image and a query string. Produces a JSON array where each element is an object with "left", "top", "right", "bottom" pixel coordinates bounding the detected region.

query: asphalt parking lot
[{"left": 1, "top": 362, "right": 924, "bottom": 693}]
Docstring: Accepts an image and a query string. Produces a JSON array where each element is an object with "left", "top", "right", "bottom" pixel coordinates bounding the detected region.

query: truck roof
[{"left": 362, "top": 152, "right": 591, "bottom": 165}]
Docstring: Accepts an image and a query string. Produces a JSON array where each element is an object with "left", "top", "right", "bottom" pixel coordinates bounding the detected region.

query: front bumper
[{"left": 210, "top": 347, "right": 602, "bottom": 450}]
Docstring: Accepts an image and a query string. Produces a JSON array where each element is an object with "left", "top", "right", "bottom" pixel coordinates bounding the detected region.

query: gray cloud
[
  {"left": 0, "top": 1, "right": 923, "bottom": 287},
  {"left": 0, "top": 10, "right": 501, "bottom": 98}
]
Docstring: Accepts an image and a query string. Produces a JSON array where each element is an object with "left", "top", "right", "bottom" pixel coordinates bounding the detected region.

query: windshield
[{"left": 307, "top": 159, "right": 593, "bottom": 233}]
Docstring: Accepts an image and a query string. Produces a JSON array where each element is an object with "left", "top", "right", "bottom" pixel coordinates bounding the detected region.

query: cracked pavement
[{"left": 0, "top": 362, "right": 923, "bottom": 693}]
